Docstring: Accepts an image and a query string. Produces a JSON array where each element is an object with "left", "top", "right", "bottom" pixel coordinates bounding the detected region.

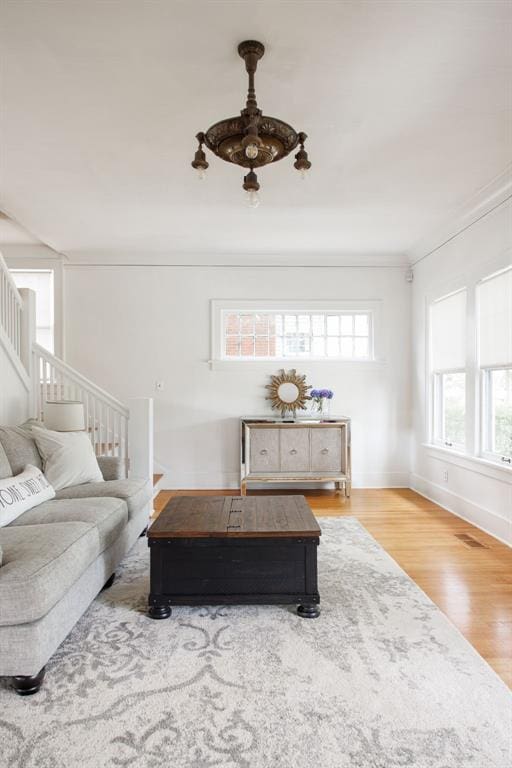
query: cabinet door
[
  {"left": 249, "top": 428, "right": 279, "bottom": 472},
  {"left": 311, "top": 427, "right": 342, "bottom": 472},
  {"left": 280, "top": 428, "right": 310, "bottom": 472}
]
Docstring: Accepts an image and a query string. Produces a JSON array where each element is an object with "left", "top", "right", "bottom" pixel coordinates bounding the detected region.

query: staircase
[{"left": 0, "top": 252, "right": 154, "bottom": 485}]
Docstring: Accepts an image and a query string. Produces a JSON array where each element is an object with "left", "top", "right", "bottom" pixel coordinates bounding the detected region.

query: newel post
[
  {"left": 18, "top": 287, "right": 36, "bottom": 378},
  {"left": 128, "top": 397, "right": 154, "bottom": 483}
]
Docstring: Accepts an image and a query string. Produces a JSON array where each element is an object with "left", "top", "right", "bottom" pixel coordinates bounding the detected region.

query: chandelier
[{"left": 191, "top": 40, "right": 311, "bottom": 208}]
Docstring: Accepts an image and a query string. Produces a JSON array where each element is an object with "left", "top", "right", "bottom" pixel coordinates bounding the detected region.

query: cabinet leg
[
  {"left": 345, "top": 481, "right": 351, "bottom": 498},
  {"left": 297, "top": 604, "right": 321, "bottom": 619},
  {"left": 12, "top": 667, "right": 46, "bottom": 696},
  {"left": 101, "top": 572, "right": 115, "bottom": 590},
  {"left": 240, "top": 481, "right": 247, "bottom": 497},
  {"left": 148, "top": 604, "right": 172, "bottom": 620}
]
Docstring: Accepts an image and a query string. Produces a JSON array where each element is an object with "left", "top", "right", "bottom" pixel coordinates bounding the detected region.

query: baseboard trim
[
  {"left": 410, "top": 472, "right": 511, "bottom": 547},
  {"left": 159, "top": 471, "right": 409, "bottom": 491}
]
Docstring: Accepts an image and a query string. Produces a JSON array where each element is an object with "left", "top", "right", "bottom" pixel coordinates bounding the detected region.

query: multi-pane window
[
  {"left": 434, "top": 371, "right": 466, "bottom": 448},
  {"left": 479, "top": 267, "right": 512, "bottom": 464},
  {"left": 222, "top": 311, "right": 372, "bottom": 360},
  {"left": 430, "top": 289, "right": 467, "bottom": 449},
  {"left": 483, "top": 368, "right": 512, "bottom": 459},
  {"left": 11, "top": 269, "right": 54, "bottom": 353}
]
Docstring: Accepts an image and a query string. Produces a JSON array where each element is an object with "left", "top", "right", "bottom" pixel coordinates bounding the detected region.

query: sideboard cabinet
[{"left": 240, "top": 416, "right": 351, "bottom": 496}]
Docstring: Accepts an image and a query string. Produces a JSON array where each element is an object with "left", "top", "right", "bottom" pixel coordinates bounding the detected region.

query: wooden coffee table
[{"left": 147, "top": 495, "right": 321, "bottom": 619}]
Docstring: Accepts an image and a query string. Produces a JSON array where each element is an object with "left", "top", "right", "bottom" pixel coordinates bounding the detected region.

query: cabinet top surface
[
  {"left": 149, "top": 495, "right": 321, "bottom": 538},
  {"left": 241, "top": 415, "right": 350, "bottom": 424}
]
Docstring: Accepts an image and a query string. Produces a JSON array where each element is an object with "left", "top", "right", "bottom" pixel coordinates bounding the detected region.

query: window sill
[
  {"left": 421, "top": 443, "right": 512, "bottom": 484},
  {"left": 208, "top": 358, "right": 386, "bottom": 370}
]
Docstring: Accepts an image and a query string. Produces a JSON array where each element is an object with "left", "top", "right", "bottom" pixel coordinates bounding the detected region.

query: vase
[{"left": 310, "top": 399, "right": 330, "bottom": 418}]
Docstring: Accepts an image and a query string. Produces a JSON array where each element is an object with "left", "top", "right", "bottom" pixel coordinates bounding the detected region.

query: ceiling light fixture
[{"left": 191, "top": 40, "right": 311, "bottom": 206}]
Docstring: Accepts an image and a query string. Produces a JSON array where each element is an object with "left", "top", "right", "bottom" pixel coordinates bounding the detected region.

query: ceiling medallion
[{"left": 191, "top": 40, "right": 311, "bottom": 208}]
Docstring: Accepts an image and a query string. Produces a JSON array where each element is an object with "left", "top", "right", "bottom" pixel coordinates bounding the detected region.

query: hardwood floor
[{"left": 154, "top": 487, "right": 512, "bottom": 688}]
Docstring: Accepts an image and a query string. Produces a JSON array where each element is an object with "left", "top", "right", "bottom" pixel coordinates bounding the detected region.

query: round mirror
[
  {"left": 277, "top": 382, "right": 300, "bottom": 403},
  {"left": 266, "top": 369, "right": 311, "bottom": 416}
]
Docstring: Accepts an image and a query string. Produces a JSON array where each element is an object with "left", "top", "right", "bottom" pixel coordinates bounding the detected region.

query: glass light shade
[
  {"left": 245, "top": 143, "right": 259, "bottom": 160},
  {"left": 246, "top": 189, "right": 260, "bottom": 208},
  {"left": 44, "top": 401, "right": 85, "bottom": 431}
]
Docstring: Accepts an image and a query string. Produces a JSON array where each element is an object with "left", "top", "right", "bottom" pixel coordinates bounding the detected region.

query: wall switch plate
[
  {"left": 443, "top": 470, "right": 449, "bottom": 482},
  {"left": 155, "top": 381, "right": 164, "bottom": 391}
]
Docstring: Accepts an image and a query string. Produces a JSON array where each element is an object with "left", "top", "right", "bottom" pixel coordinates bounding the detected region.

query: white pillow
[
  {"left": 0, "top": 464, "right": 55, "bottom": 527},
  {"left": 31, "top": 426, "right": 103, "bottom": 491}
]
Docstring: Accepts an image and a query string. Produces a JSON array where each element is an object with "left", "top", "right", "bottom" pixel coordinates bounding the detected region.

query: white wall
[
  {"left": 410, "top": 200, "right": 512, "bottom": 545},
  {"left": 0, "top": 342, "right": 29, "bottom": 425},
  {"left": 63, "top": 266, "right": 411, "bottom": 489}
]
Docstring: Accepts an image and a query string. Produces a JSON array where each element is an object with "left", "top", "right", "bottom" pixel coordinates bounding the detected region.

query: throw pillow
[
  {"left": 0, "top": 464, "right": 55, "bottom": 527},
  {"left": 31, "top": 426, "right": 103, "bottom": 491}
]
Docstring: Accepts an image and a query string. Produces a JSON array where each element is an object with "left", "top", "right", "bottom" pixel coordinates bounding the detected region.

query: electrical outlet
[
  {"left": 443, "top": 470, "right": 449, "bottom": 482},
  {"left": 155, "top": 381, "right": 165, "bottom": 391}
]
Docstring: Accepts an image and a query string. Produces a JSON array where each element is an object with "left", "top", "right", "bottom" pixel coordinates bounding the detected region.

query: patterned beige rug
[{"left": 1, "top": 517, "right": 510, "bottom": 767}]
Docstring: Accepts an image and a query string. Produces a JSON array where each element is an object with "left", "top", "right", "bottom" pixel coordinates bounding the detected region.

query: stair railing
[
  {"left": 0, "top": 251, "right": 23, "bottom": 359},
  {"left": 32, "top": 342, "right": 129, "bottom": 460}
]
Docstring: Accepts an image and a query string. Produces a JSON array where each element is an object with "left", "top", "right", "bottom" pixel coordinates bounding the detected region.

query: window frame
[
  {"left": 481, "top": 365, "right": 512, "bottom": 465},
  {"left": 7, "top": 259, "right": 63, "bottom": 357},
  {"left": 429, "top": 287, "right": 468, "bottom": 453},
  {"left": 210, "top": 299, "right": 383, "bottom": 367},
  {"left": 432, "top": 368, "right": 467, "bottom": 451},
  {"left": 424, "top": 254, "right": 512, "bottom": 476},
  {"left": 10, "top": 268, "right": 55, "bottom": 354}
]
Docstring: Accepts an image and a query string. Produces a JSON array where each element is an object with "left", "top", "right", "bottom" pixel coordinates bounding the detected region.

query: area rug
[{"left": 0, "top": 517, "right": 510, "bottom": 768}]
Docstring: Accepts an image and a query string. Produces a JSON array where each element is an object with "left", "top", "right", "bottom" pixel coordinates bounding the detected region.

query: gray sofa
[{"left": 0, "top": 425, "right": 153, "bottom": 695}]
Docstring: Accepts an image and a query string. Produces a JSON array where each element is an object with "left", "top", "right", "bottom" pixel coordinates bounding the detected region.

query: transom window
[{"left": 222, "top": 310, "right": 372, "bottom": 360}]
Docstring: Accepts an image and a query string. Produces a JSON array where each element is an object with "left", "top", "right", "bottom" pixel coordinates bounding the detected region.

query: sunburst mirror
[{"left": 266, "top": 369, "right": 311, "bottom": 417}]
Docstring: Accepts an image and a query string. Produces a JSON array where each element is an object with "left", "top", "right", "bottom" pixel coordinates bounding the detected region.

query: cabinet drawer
[
  {"left": 280, "top": 428, "right": 310, "bottom": 472},
  {"left": 249, "top": 428, "right": 279, "bottom": 472},
  {"left": 311, "top": 427, "right": 342, "bottom": 472}
]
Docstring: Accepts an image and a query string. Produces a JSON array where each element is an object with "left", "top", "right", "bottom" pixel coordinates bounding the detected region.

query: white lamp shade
[{"left": 44, "top": 401, "right": 85, "bottom": 431}]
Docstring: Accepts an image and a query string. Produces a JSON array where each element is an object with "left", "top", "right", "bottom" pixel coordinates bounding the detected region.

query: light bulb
[
  {"left": 246, "top": 189, "right": 260, "bottom": 208},
  {"left": 196, "top": 166, "right": 206, "bottom": 180},
  {"left": 245, "top": 143, "right": 259, "bottom": 160},
  {"left": 299, "top": 167, "right": 308, "bottom": 180}
]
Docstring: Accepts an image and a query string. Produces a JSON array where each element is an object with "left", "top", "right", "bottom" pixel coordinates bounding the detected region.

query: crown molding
[
  {"left": 408, "top": 164, "right": 512, "bottom": 266},
  {"left": 60, "top": 251, "right": 409, "bottom": 268},
  {"left": 0, "top": 243, "right": 67, "bottom": 262}
]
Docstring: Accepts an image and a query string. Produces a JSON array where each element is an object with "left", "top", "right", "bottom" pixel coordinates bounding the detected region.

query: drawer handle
[
  {"left": 321, "top": 448, "right": 329, "bottom": 454},
  {"left": 260, "top": 449, "right": 268, "bottom": 455},
  {"left": 290, "top": 449, "right": 297, "bottom": 455}
]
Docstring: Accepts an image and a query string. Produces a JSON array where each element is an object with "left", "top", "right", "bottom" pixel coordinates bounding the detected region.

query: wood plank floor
[{"left": 154, "top": 488, "right": 512, "bottom": 688}]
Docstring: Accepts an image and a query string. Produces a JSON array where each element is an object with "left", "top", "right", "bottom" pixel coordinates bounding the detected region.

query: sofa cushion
[
  {"left": 0, "top": 426, "right": 42, "bottom": 475},
  {"left": 0, "top": 522, "right": 100, "bottom": 626},
  {"left": 10, "top": 497, "right": 128, "bottom": 552},
  {"left": 55, "top": 477, "right": 152, "bottom": 518},
  {"left": 0, "top": 441, "right": 12, "bottom": 481}
]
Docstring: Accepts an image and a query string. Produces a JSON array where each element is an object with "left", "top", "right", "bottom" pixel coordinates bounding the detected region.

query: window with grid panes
[{"left": 222, "top": 310, "right": 372, "bottom": 360}]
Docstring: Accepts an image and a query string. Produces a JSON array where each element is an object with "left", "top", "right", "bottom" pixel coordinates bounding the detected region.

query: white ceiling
[{"left": 1, "top": 0, "right": 511, "bottom": 264}]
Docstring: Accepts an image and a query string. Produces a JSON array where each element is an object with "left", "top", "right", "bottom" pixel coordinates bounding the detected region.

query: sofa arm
[{"left": 97, "top": 456, "right": 128, "bottom": 481}]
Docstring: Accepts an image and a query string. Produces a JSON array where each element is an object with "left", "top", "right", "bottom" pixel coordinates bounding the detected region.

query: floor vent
[{"left": 455, "top": 533, "right": 488, "bottom": 549}]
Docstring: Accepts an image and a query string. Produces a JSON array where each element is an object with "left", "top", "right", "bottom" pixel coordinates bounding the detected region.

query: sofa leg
[
  {"left": 139, "top": 526, "right": 148, "bottom": 538},
  {"left": 12, "top": 667, "right": 46, "bottom": 696},
  {"left": 102, "top": 573, "right": 116, "bottom": 590}
]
